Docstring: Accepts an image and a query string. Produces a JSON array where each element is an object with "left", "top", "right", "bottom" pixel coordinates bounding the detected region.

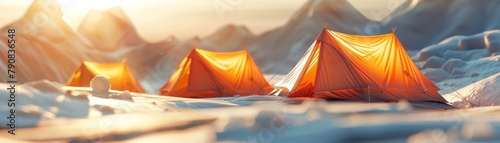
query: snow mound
[
  {"left": 0, "top": 82, "right": 91, "bottom": 128},
  {"left": 450, "top": 68, "right": 466, "bottom": 78},
  {"left": 444, "top": 73, "right": 500, "bottom": 107},
  {"left": 111, "top": 90, "right": 134, "bottom": 102},
  {"left": 458, "top": 35, "right": 486, "bottom": 51},
  {"left": 422, "top": 68, "right": 449, "bottom": 82},
  {"left": 417, "top": 36, "right": 462, "bottom": 61},
  {"left": 90, "top": 75, "right": 111, "bottom": 98},
  {"left": 441, "top": 58, "right": 466, "bottom": 74},
  {"left": 485, "top": 31, "right": 500, "bottom": 54},
  {"left": 24, "top": 80, "right": 64, "bottom": 94},
  {"left": 443, "top": 49, "right": 489, "bottom": 61},
  {"left": 423, "top": 56, "right": 446, "bottom": 68},
  {"left": 417, "top": 30, "right": 500, "bottom": 62}
]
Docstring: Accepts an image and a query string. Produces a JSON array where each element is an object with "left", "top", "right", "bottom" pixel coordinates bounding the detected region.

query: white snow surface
[
  {"left": 1, "top": 0, "right": 500, "bottom": 142},
  {"left": 445, "top": 73, "right": 500, "bottom": 108},
  {"left": 2, "top": 27, "right": 500, "bottom": 142},
  {"left": 415, "top": 30, "right": 500, "bottom": 108},
  {"left": 1, "top": 80, "right": 500, "bottom": 142}
]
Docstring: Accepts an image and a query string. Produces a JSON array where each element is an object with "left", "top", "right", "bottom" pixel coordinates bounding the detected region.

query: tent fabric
[
  {"left": 275, "top": 28, "right": 448, "bottom": 103},
  {"left": 66, "top": 61, "right": 145, "bottom": 93},
  {"left": 160, "top": 48, "right": 274, "bottom": 98}
]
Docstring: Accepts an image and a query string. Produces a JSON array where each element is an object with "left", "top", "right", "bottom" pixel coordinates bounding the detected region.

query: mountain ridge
[{"left": 2, "top": 0, "right": 500, "bottom": 86}]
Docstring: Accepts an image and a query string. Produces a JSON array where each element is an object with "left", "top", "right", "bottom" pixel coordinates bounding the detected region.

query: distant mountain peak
[
  {"left": 26, "top": 0, "right": 63, "bottom": 17},
  {"left": 209, "top": 24, "right": 254, "bottom": 38},
  {"left": 196, "top": 24, "right": 256, "bottom": 52},
  {"left": 347, "top": 0, "right": 417, "bottom": 21},
  {"left": 189, "top": 36, "right": 201, "bottom": 42},
  {"left": 16, "top": 0, "right": 74, "bottom": 39},
  {"left": 106, "top": 6, "right": 131, "bottom": 23},
  {"left": 78, "top": 6, "right": 142, "bottom": 51}
]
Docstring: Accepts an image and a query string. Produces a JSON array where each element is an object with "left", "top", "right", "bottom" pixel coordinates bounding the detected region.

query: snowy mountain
[
  {"left": 0, "top": 0, "right": 177, "bottom": 86},
  {"left": 199, "top": 24, "right": 255, "bottom": 52},
  {"left": 249, "top": 0, "right": 500, "bottom": 73},
  {"left": 3, "top": 0, "right": 500, "bottom": 91},
  {"left": 78, "top": 7, "right": 143, "bottom": 51},
  {"left": 0, "top": 0, "right": 119, "bottom": 83},
  {"left": 77, "top": 6, "right": 182, "bottom": 84},
  {"left": 17, "top": 0, "right": 74, "bottom": 40},
  {"left": 249, "top": 0, "right": 395, "bottom": 73}
]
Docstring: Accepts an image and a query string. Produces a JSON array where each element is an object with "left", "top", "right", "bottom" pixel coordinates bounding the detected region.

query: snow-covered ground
[
  {"left": 1, "top": 77, "right": 500, "bottom": 142},
  {"left": 1, "top": 0, "right": 500, "bottom": 142},
  {"left": 412, "top": 30, "right": 500, "bottom": 108},
  {"left": 2, "top": 36, "right": 500, "bottom": 142}
]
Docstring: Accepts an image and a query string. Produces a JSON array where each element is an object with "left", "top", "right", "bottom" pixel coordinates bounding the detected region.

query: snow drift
[
  {"left": 445, "top": 73, "right": 500, "bottom": 108},
  {"left": 2, "top": 81, "right": 499, "bottom": 142}
]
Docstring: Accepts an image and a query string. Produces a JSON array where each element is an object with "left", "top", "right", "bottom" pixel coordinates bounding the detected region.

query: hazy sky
[{"left": 0, "top": 0, "right": 394, "bottom": 42}]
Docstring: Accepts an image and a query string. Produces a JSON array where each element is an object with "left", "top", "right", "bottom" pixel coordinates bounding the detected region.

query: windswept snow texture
[
  {"left": 445, "top": 73, "right": 500, "bottom": 108},
  {"left": 1, "top": 81, "right": 500, "bottom": 143},
  {"left": 410, "top": 30, "right": 500, "bottom": 108}
]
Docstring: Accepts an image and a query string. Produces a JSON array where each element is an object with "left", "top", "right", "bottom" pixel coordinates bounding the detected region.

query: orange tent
[
  {"left": 66, "top": 60, "right": 145, "bottom": 93},
  {"left": 275, "top": 28, "right": 448, "bottom": 103},
  {"left": 160, "top": 48, "right": 274, "bottom": 98}
]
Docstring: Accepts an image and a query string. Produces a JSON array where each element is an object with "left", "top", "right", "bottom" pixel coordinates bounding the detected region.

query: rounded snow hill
[
  {"left": 422, "top": 68, "right": 449, "bottom": 83},
  {"left": 444, "top": 73, "right": 500, "bottom": 108},
  {"left": 458, "top": 35, "right": 486, "bottom": 51},
  {"left": 423, "top": 56, "right": 446, "bottom": 68},
  {"left": 0, "top": 82, "right": 91, "bottom": 128},
  {"left": 441, "top": 58, "right": 466, "bottom": 73},
  {"left": 485, "top": 31, "right": 500, "bottom": 54},
  {"left": 417, "top": 36, "right": 462, "bottom": 61}
]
